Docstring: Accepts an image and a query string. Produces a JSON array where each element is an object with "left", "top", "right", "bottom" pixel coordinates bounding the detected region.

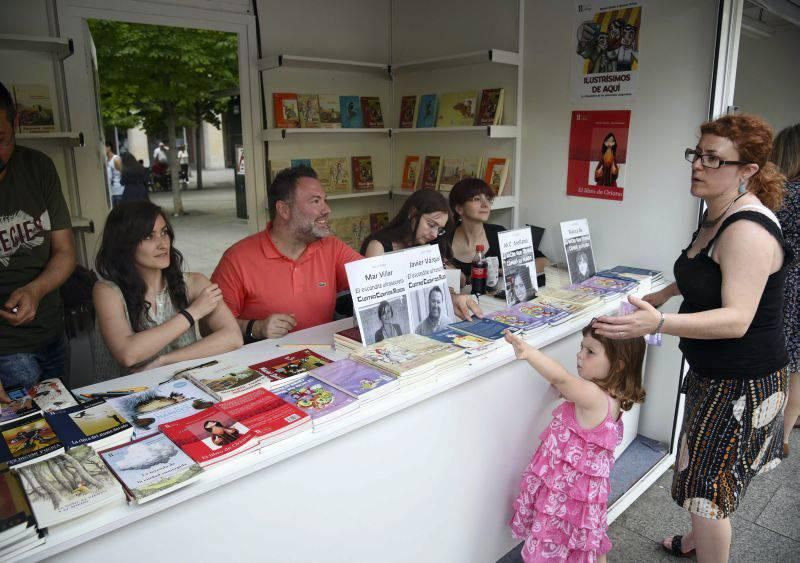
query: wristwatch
[{"left": 245, "top": 319, "right": 258, "bottom": 344}]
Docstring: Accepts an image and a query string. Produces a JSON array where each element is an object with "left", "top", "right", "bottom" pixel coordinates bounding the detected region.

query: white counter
[{"left": 26, "top": 288, "right": 671, "bottom": 563}]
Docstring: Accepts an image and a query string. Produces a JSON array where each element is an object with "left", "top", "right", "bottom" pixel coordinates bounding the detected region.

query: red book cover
[
  {"left": 249, "top": 349, "right": 333, "bottom": 382},
  {"left": 475, "top": 88, "right": 503, "bottom": 126},
  {"left": 398, "top": 95, "right": 417, "bottom": 128},
  {"left": 369, "top": 212, "right": 388, "bottom": 233},
  {"left": 360, "top": 97, "right": 384, "bottom": 128},
  {"left": 335, "top": 327, "right": 362, "bottom": 344},
  {"left": 272, "top": 93, "right": 300, "bottom": 128},
  {"left": 158, "top": 389, "right": 308, "bottom": 465},
  {"left": 350, "top": 156, "right": 375, "bottom": 191},
  {"left": 566, "top": 110, "right": 630, "bottom": 201},
  {"left": 420, "top": 156, "right": 441, "bottom": 190}
]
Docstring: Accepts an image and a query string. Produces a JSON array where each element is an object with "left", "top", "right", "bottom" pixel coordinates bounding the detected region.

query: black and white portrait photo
[
  {"left": 411, "top": 283, "right": 455, "bottom": 336},
  {"left": 359, "top": 296, "right": 411, "bottom": 345},
  {"left": 565, "top": 239, "right": 596, "bottom": 284},
  {"left": 504, "top": 264, "right": 537, "bottom": 306}
]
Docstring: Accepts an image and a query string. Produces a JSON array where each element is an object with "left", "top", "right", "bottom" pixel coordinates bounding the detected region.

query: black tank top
[{"left": 674, "top": 210, "right": 794, "bottom": 379}]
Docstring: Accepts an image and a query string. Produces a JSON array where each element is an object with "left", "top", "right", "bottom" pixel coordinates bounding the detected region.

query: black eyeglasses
[{"left": 685, "top": 148, "right": 751, "bottom": 169}]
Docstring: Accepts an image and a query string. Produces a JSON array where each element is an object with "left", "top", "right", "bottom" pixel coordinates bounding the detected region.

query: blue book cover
[
  {"left": 514, "top": 302, "right": 571, "bottom": 326},
  {"left": 486, "top": 309, "right": 547, "bottom": 331},
  {"left": 310, "top": 359, "right": 397, "bottom": 399},
  {"left": 429, "top": 328, "right": 492, "bottom": 349},
  {"left": 290, "top": 159, "right": 311, "bottom": 168},
  {"left": 44, "top": 399, "right": 131, "bottom": 448},
  {"left": 449, "top": 318, "right": 512, "bottom": 341},
  {"left": 339, "top": 96, "right": 363, "bottom": 128},
  {"left": 416, "top": 94, "right": 438, "bottom": 128}
]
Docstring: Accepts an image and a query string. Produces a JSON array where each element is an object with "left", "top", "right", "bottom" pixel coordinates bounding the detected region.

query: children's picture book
[
  {"left": 498, "top": 227, "right": 538, "bottom": 307},
  {"left": 272, "top": 92, "right": 300, "bottom": 128},
  {"left": 13, "top": 85, "right": 54, "bottom": 133},
  {"left": 268, "top": 159, "right": 292, "bottom": 183},
  {"left": 0, "top": 414, "right": 63, "bottom": 468},
  {"left": 475, "top": 88, "right": 505, "bottom": 126},
  {"left": 318, "top": 94, "right": 342, "bottom": 128},
  {"left": 514, "top": 301, "right": 572, "bottom": 326},
  {"left": 485, "top": 309, "right": 546, "bottom": 332},
  {"left": 428, "top": 328, "right": 492, "bottom": 350},
  {"left": 437, "top": 91, "right": 478, "bottom": 127},
  {"left": 44, "top": 399, "right": 132, "bottom": 450},
  {"left": 420, "top": 156, "right": 442, "bottom": 190},
  {"left": 398, "top": 95, "right": 417, "bottom": 128},
  {"left": 369, "top": 212, "right": 389, "bottom": 233},
  {"left": 401, "top": 156, "right": 421, "bottom": 191},
  {"left": 349, "top": 334, "right": 462, "bottom": 378},
  {"left": 250, "top": 349, "right": 333, "bottom": 382},
  {"left": 416, "top": 94, "right": 438, "bottom": 128},
  {"left": 272, "top": 374, "right": 358, "bottom": 427},
  {"left": 0, "top": 388, "right": 38, "bottom": 425},
  {"left": 309, "top": 359, "right": 398, "bottom": 401},
  {"left": 107, "top": 378, "right": 216, "bottom": 439},
  {"left": 537, "top": 286, "right": 603, "bottom": 307},
  {"left": 339, "top": 96, "right": 364, "bottom": 128},
  {"left": 15, "top": 446, "right": 124, "bottom": 527},
  {"left": 461, "top": 157, "right": 483, "bottom": 181},
  {"left": 159, "top": 388, "right": 309, "bottom": 465},
  {"left": 581, "top": 274, "right": 637, "bottom": 294},
  {"left": 438, "top": 158, "right": 463, "bottom": 192},
  {"left": 351, "top": 156, "right": 375, "bottom": 191},
  {"left": 483, "top": 157, "right": 510, "bottom": 196},
  {"left": 99, "top": 432, "right": 203, "bottom": 504},
  {"left": 533, "top": 295, "right": 590, "bottom": 317},
  {"left": 180, "top": 360, "right": 272, "bottom": 402},
  {"left": 26, "top": 378, "right": 78, "bottom": 413},
  {"left": 449, "top": 318, "right": 513, "bottom": 341},
  {"left": 297, "top": 94, "right": 321, "bottom": 128},
  {"left": 313, "top": 157, "right": 350, "bottom": 193},
  {"left": 360, "top": 97, "right": 384, "bottom": 128},
  {"left": 328, "top": 215, "right": 371, "bottom": 252},
  {"left": 561, "top": 218, "right": 597, "bottom": 284}
]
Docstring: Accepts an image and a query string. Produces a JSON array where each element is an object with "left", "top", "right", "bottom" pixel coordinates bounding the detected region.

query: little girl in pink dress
[{"left": 505, "top": 322, "right": 647, "bottom": 563}]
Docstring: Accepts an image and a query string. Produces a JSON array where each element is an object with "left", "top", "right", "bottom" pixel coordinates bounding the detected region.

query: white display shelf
[
  {"left": 391, "top": 125, "right": 518, "bottom": 138},
  {"left": 326, "top": 190, "right": 391, "bottom": 200},
  {"left": 0, "top": 33, "right": 73, "bottom": 60},
  {"left": 258, "top": 54, "right": 389, "bottom": 75},
  {"left": 391, "top": 49, "right": 520, "bottom": 74},
  {"left": 20, "top": 283, "right": 665, "bottom": 563},
  {"left": 262, "top": 127, "right": 391, "bottom": 142},
  {"left": 389, "top": 191, "right": 515, "bottom": 210},
  {"left": 16, "top": 131, "right": 83, "bottom": 147}
]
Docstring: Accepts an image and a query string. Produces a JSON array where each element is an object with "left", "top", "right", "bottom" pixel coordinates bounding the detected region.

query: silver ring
[{"left": 619, "top": 331, "right": 625, "bottom": 337}]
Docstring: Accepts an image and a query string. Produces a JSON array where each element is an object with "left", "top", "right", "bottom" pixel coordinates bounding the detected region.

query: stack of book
[
  {"left": 272, "top": 373, "right": 359, "bottom": 431},
  {"left": 603, "top": 265, "right": 662, "bottom": 289},
  {"left": 308, "top": 359, "right": 399, "bottom": 404},
  {"left": 249, "top": 348, "right": 333, "bottom": 388},
  {"left": 349, "top": 334, "right": 466, "bottom": 387},
  {"left": 15, "top": 446, "right": 125, "bottom": 527},
  {"left": 178, "top": 361, "right": 272, "bottom": 401},
  {"left": 428, "top": 328, "right": 501, "bottom": 359},
  {"left": 543, "top": 263, "right": 571, "bottom": 289},
  {"left": 0, "top": 413, "right": 65, "bottom": 469},
  {"left": 44, "top": 399, "right": 133, "bottom": 451},
  {"left": 334, "top": 326, "right": 364, "bottom": 353},
  {"left": 0, "top": 468, "right": 45, "bottom": 560}
]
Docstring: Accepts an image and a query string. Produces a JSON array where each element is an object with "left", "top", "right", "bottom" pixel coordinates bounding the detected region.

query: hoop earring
[{"left": 738, "top": 180, "right": 747, "bottom": 194}]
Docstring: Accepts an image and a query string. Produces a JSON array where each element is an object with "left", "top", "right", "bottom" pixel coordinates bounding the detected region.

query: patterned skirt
[{"left": 672, "top": 367, "right": 788, "bottom": 519}]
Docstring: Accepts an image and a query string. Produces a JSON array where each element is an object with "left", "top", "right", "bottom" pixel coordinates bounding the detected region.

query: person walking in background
[
  {"left": 105, "top": 141, "right": 123, "bottom": 206},
  {"left": 120, "top": 153, "right": 150, "bottom": 203},
  {"left": 771, "top": 123, "right": 800, "bottom": 456},
  {"left": 177, "top": 145, "right": 189, "bottom": 188}
]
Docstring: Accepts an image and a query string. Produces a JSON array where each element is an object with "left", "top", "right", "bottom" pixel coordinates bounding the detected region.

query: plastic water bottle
[{"left": 471, "top": 244, "right": 488, "bottom": 296}]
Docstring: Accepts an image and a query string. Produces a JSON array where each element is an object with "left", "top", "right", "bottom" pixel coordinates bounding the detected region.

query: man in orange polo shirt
[{"left": 212, "top": 165, "right": 482, "bottom": 342}]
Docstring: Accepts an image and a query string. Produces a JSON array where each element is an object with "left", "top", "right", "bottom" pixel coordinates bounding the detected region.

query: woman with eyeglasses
[
  {"left": 448, "top": 178, "right": 548, "bottom": 287},
  {"left": 360, "top": 189, "right": 481, "bottom": 320},
  {"left": 92, "top": 202, "right": 242, "bottom": 381},
  {"left": 592, "top": 114, "right": 793, "bottom": 561}
]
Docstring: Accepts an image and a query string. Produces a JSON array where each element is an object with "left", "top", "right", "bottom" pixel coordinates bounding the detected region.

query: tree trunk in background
[
  {"left": 167, "top": 108, "right": 184, "bottom": 215},
  {"left": 195, "top": 103, "right": 205, "bottom": 190}
]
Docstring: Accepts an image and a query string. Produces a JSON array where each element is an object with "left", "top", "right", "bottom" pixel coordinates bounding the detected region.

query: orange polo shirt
[{"left": 211, "top": 224, "right": 362, "bottom": 332}]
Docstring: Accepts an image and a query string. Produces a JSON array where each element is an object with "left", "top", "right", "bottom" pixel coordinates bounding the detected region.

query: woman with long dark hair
[
  {"left": 360, "top": 189, "right": 453, "bottom": 259},
  {"left": 92, "top": 202, "right": 242, "bottom": 381}
]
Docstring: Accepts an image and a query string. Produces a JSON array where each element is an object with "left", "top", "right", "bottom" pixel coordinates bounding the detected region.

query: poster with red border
[{"left": 566, "top": 110, "right": 631, "bottom": 201}]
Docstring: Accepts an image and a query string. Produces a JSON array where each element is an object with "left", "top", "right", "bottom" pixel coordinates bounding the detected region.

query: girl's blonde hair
[{"left": 581, "top": 322, "right": 646, "bottom": 411}]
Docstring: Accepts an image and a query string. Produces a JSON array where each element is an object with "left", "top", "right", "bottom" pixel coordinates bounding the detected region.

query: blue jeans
[{"left": 0, "top": 336, "right": 68, "bottom": 390}]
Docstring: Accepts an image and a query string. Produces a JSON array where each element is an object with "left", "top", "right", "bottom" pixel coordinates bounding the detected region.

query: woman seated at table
[
  {"left": 448, "top": 178, "right": 549, "bottom": 286},
  {"left": 92, "top": 201, "right": 242, "bottom": 381},
  {"left": 360, "top": 189, "right": 453, "bottom": 260}
]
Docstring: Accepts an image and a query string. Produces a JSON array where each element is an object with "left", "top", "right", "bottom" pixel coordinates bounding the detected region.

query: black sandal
[{"left": 662, "top": 535, "right": 695, "bottom": 558}]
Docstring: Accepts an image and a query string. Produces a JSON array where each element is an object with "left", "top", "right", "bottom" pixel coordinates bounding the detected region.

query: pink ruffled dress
[{"left": 510, "top": 396, "right": 622, "bottom": 562}]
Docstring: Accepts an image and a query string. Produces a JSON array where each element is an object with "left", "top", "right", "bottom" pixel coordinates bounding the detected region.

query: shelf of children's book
[
  {"left": 390, "top": 191, "right": 515, "bottom": 209},
  {"left": 391, "top": 125, "right": 518, "bottom": 138},
  {"left": 0, "top": 33, "right": 74, "bottom": 60},
  {"left": 17, "top": 131, "right": 84, "bottom": 147},
  {"left": 262, "top": 128, "right": 391, "bottom": 142},
  {"left": 390, "top": 49, "right": 520, "bottom": 74},
  {"left": 258, "top": 54, "right": 390, "bottom": 76},
  {"left": 326, "top": 190, "right": 391, "bottom": 200}
]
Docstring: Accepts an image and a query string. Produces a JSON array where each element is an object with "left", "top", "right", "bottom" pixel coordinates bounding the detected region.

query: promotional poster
[
  {"left": 560, "top": 219, "right": 597, "bottom": 284},
  {"left": 567, "top": 109, "right": 631, "bottom": 201},
  {"left": 497, "top": 228, "right": 538, "bottom": 307},
  {"left": 572, "top": 1, "right": 643, "bottom": 100}
]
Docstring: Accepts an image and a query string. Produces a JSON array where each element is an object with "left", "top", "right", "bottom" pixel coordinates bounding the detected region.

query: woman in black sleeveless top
[{"left": 593, "top": 114, "right": 792, "bottom": 561}]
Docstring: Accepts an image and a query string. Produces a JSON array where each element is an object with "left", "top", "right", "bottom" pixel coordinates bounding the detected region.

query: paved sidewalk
[{"left": 150, "top": 168, "right": 249, "bottom": 277}]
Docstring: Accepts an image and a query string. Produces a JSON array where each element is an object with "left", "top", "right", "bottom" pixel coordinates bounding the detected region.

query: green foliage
[{"left": 88, "top": 20, "right": 238, "bottom": 134}]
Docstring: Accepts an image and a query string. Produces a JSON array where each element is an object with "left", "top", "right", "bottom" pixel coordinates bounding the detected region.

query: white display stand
[{"left": 18, "top": 285, "right": 672, "bottom": 563}]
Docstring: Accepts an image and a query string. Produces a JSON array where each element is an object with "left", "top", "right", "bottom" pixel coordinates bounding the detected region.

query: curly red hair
[{"left": 700, "top": 114, "right": 786, "bottom": 210}]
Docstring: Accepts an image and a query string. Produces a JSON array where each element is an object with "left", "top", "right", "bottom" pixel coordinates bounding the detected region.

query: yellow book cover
[
  {"left": 329, "top": 215, "right": 370, "bottom": 252},
  {"left": 324, "top": 157, "right": 351, "bottom": 193},
  {"left": 436, "top": 91, "right": 478, "bottom": 127},
  {"left": 438, "top": 158, "right": 463, "bottom": 192}
]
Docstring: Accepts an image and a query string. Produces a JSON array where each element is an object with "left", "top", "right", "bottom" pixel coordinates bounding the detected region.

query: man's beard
[{"left": 295, "top": 215, "right": 330, "bottom": 241}]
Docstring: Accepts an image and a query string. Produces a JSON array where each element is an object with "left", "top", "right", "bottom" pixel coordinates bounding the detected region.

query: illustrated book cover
[
  {"left": 475, "top": 88, "right": 504, "bottom": 126},
  {"left": 180, "top": 360, "right": 272, "bottom": 401},
  {"left": 309, "top": 358, "right": 397, "bottom": 401},
  {"left": 401, "top": 156, "right": 421, "bottom": 191},
  {"left": 15, "top": 445, "right": 124, "bottom": 527},
  {"left": 349, "top": 334, "right": 461, "bottom": 377},
  {"left": 318, "top": 94, "right": 342, "bottom": 128},
  {"left": 436, "top": 91, "right": 478, "bottom": 127},
  {"left": 483, "top": 157, "right": 510, "bottom": 196},
  {"left": 339, "top": 96, "right": 364, "bottom": 128},
  {"left": 13, "top": 85, "right": 54, "bottom": 133},
  {"left": 26, "top": 378, "right": 78, "bottom": 413},
  {"left": 272, "top": 373, "right": 358, "bottom": 427},
  {"left": 297, "top": 94, "right": 321, "bottom": 128},
  {"left": 416, "top": 94, "right": 438, "bottom": 128},
  {"left": 360, "top": 96, "right": 384, "bottom": 128},
  {"left": 313, "top": 157, "right": 351, "bottom": 193},
  {"left": 272, "top": 92, "right": 300, "bottom": 128},
  {"left": 250, "top": 349, "right": 333, "bottom": 382},
  {"left": 328, "top": 215, "right": 371, "bottom": 252},
  {"left": 369, "top": 212, "right": 389, "bottom": 233},
  {"left": 514, "top": 301, "right": 572, "bottom": 326},
  {"left": 449, "top": 318, "right": 513, "bottom": 341},
  {"left": 420, "top": 156, "right": 442, "bottom": 190},
  {"left": 44, "top": 399, "right": 132, "bottom": 450},
  {"left": 0, "top": 414, "right": 63, "bottom": 468},
  {"left": 0, "top": 388, "right": 38, "bottom": 425},
  {"left": 351, "top": 156, "right": 375, "bottom": 191},
  {"left": 398, "top": 95, "right": 417, "bottom": 128}
]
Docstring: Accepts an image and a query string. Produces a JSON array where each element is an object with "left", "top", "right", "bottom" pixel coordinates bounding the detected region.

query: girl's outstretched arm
[{"left": 504, "top": 331, "right": 607, "bottom": 412}]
